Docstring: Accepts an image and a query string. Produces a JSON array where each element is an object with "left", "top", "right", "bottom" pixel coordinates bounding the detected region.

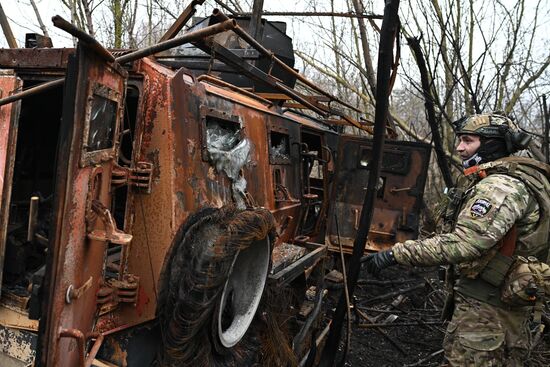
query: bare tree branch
[{"left": 29, "top": 0, "right": 49, "bottom": 37}]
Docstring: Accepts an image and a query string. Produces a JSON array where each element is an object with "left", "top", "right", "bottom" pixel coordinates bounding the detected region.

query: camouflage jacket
[{"left": 392, "top": 161, "right": 545, "bottom": 270}]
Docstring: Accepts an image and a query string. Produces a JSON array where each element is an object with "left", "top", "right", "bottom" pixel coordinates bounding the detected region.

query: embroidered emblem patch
[{"left": 470, "top": 198, "right": 492, "bottom": 217}]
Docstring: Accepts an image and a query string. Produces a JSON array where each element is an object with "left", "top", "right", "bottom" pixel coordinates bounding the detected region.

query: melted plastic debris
[
  {"left": 270, "top": 136, "right": 289, "bottom": 160},
  {"left": 207, "top": 122, "right": 241, "bottom": 151},
  {"left": 206, "top": 121, "right": 251, "bottom": 209}
]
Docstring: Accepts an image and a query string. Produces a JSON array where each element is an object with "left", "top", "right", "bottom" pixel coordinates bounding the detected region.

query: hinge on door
[
  {"left": 97, "top": 274, "right": 139, "bottom": 314},
  {"left": 87, "top": 200, "right": 133, "bottom": 245},
  {"left": 112, "top": 161, "right": 153, "bottom": 193}
]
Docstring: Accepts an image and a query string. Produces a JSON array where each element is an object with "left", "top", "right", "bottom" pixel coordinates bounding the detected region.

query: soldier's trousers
[{"left": 443, "top": 293, "right": 532, "bottom": 366}]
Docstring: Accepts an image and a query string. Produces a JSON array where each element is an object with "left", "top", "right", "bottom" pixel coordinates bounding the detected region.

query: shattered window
[
  {"left": 86, "top": 94, "right": 117, "bottom": 152},
  {"left": 205, "top": 117, "right": 251, "bottom": 209},
  {"left": 269, "top": 131, "right": 290, "bottom": 164},
  {"left": 206, "top": 118, "right": 241, "bottom": 151}
]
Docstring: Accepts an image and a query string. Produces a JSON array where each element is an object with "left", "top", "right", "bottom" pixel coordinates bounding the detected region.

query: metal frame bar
[
  {"left": 159, "top": 0, "right": 206, "bottom": 42},
  {"left": 268, "top": 244, "right": 326, "bottom": 286},
  {"left": 211, "top": 9, "right": 361, "bottom": 113},
  {"left": 0, "top": 16, "right": 237, "bottom": 108}
]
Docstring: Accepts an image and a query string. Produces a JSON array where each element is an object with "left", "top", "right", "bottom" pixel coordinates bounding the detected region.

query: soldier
[{"left": 364, "top": 113, "right": 550, "bottom": 366}]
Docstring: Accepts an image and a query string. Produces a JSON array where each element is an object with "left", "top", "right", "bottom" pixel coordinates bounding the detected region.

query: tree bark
[
  {"left": 351, "top": 0, "right": 377, "bottom": 95},
  {"left": 29, "top": 0, "right": 50, "bottom": 37},
  {"left": 407, "top": 36, "right": 454, "bottom": 188}
]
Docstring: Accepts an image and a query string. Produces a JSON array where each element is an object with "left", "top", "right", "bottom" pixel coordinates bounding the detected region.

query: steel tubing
[
  {"left": 214, "top": 8, "right": 361, "bottom": 113},
  {"left": 0, "top": 17, "right": 237, "bottom": 108},
  {"left": 116, "top": 19, "right": 236, "bottom": 64},
  {"left": 0, "top": 78, "right": 64, "bottom": 107}
]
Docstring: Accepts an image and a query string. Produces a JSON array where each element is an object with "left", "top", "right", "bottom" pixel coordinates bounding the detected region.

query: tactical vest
[{"left": 450, "top": 157, "right": 550, "bottom": 308}]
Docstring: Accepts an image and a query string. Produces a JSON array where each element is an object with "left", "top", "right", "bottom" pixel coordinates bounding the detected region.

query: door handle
[{"left": 66, "top": 276, "right": 93, "bottom": 304}]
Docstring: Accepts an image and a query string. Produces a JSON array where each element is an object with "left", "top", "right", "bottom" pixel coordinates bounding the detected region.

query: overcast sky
[
  {"left": 1, "top": 0, "right": 382, "bottom": 48},
  {"left": 1, "top": 0, "right": 68, "bottom": 47}
]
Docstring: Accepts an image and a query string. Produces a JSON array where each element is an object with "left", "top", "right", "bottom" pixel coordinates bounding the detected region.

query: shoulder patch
[{"left": 470, "top": 198, "right": 492, "bottom": 217}]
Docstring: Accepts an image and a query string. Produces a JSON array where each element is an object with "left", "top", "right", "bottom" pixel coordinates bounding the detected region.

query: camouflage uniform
[
  {"left": 393, "top": 170, "right": 543, "bottom": 366},
  {"left": 442, "top": 293, "right": 531, "bottom": 366}
]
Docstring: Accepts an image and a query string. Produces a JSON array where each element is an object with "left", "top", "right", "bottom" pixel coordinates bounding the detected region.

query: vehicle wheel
[{"left": 157, "top": 206, "right": 275, "bottom": 366}]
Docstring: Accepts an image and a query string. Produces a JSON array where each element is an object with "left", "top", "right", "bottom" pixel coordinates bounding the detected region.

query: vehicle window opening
[
  {"left": 86, "top": 94, "right": 117, "bottom": 152},
  {"left": 205, "top": 117, "right": 242, "bottom": 152},
  {"left": 310, "top": 159, "right": 323, "bottom": 179},
  {"left": 356, "top": 148, "right": 388, "bottom": 198},
  {"left": 80, "top": 84, "right": 121, "bottom": 168},
  {"left": 118, "top": 85, "right": 139, "bottom": 168},
  {"left": 2, "top": 79, "right": 63, "bottom": 318},
  {"left": 269, "top": 131, "right": 290, "bottom": 163},
  {"left": 204, "top": 116, "right": 251, "bottom": 209}
]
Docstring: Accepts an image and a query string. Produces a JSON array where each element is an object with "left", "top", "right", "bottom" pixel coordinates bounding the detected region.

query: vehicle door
[
  {"left": 0, "top": 72, "right": 22, "bottom": 295},
  {"left": 38, "top": 44, "right": 129, "bottom": 367},
  {"left": 327, "top": 136, "right": 431, "bottom": 253}
]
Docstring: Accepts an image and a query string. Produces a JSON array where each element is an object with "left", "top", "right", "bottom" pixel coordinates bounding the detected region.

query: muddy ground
[{"left": 328, "top": 265, "right": 550, "bottom": 367}]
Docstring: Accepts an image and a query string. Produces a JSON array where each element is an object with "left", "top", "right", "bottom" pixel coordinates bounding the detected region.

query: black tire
[{"left": 157, "top": 206, "right": 275, "bottom": 366}]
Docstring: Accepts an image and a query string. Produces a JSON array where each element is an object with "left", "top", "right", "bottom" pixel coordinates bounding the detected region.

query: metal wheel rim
[{"left": 217, "top": 237, "right": 270, "bottom": 348}]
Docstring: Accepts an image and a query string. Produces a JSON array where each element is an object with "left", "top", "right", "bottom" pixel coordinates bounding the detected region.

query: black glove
[{"left": 364, "top": 250, "right": 397, "bottom": 276}]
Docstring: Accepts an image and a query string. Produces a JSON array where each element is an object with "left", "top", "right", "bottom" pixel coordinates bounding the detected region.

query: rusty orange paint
[
  {"left": 0, "top": 74, "right": 22, "bottom": 295},
  {"left": 40, "top": 46, "right": 129, "bottom": 367}
]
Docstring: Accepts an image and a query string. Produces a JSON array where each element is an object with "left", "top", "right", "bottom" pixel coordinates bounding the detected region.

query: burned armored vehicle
[{"left": 0, "top": 8, "right": 430, "bottom": 367}]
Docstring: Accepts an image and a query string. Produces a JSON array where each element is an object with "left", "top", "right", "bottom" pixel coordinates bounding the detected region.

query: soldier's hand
[{"left": 364, "top": 250, "right": 397, "bottom": 276}]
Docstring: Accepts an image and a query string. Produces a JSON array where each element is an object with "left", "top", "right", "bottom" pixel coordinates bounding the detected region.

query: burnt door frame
[
  {"left": 0, "top": 72, "right": 23, "bottom": 298},
  {"left": 38, "top": 44, "right": 128, "bottom": 367},
  {"left": 298, "top": 128, "right": 331, "bottom": 240}
]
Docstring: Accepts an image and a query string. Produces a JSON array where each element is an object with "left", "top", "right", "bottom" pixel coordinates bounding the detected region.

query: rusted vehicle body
[{"left": 0, "top": 11, "right": 430, "bottom": 367}]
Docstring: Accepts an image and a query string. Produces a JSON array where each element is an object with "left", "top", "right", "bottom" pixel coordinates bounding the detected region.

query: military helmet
[
  {"left": 453, "top": 113, "right": 516, "bottom": 139},
  {"left": 453, "top": 113, "right": 531, "bottom": 154}
]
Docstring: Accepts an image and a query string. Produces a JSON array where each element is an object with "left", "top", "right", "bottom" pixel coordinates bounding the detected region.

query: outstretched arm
[{"left": 392, "top": 174, "right": 531, "bottom": 266}]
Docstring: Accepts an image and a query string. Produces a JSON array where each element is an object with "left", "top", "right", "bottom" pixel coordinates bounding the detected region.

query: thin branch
[{"left": 29, "top": 0, "right": 49, "bottom": 37}]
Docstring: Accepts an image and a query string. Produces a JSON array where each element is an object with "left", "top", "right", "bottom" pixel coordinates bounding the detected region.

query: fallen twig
[
  {"left": 360, "top": 307, "right": 404, "bottom": 314},
  {"left": 358, "top": 283, "right": 426, "bottom": 305},
  {"left": 357, "top": 321, "right": 442, "bottom": 328},
  {"left": 358, "top": 278, "right": 421, "bottom": 286},
  {"left": 403, "top": 349, "right": 444, "bottom": 367}
]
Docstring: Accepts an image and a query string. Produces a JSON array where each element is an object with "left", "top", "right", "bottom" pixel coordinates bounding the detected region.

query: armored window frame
[
  {"left": 268, "top": 125, "right": 291, "bottom": 165},
  {"left": 80, "top": 82, "right": 122, "bottom": 167},
  {"left": 199, "top": 106, "right": 243, "bottom": 162}
]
